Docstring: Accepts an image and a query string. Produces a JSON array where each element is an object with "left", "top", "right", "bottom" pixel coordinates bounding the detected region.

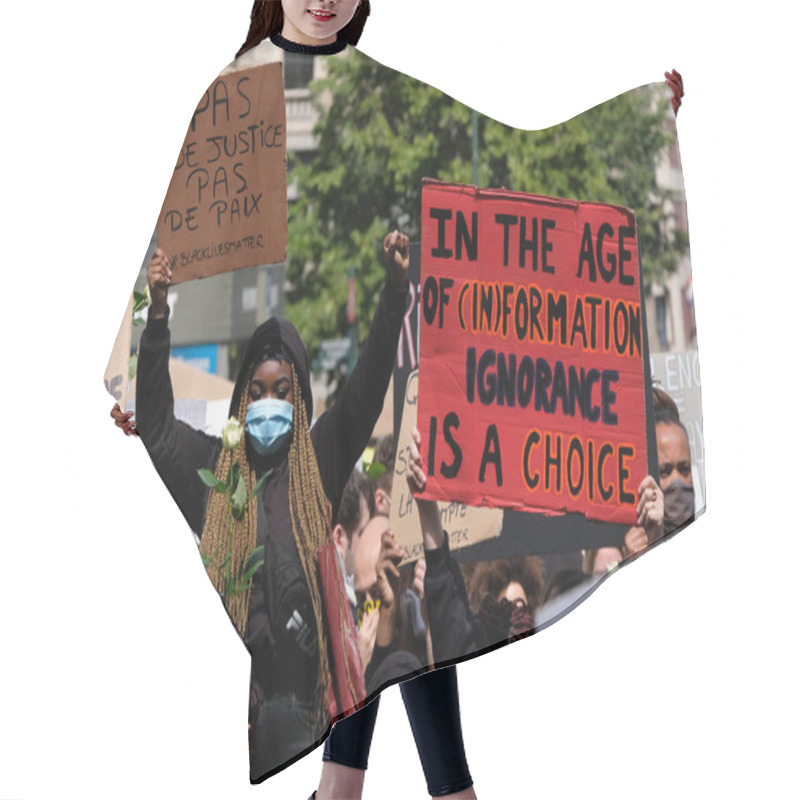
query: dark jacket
[
  {"left": 424, "top": 534, "right": 489, "bottom": 664},
  {"left": 136, "top": 281, "right": 407, "bottom": 703},
  {"left": 424, "top": 533, "right": 536, "bottom": 665}
]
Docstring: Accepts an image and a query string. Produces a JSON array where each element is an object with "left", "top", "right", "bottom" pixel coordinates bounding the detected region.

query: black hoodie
[{"left": 135, "top": 280, "right": 407, "bottom": 702}]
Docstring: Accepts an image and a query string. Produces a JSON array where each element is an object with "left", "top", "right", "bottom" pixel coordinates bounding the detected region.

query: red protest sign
[
  {"left": 157, "top": 62, "right": 287, "bottom": 284},
  {"left": 417, "top": 181, "right": 648, "bottom": 525}
]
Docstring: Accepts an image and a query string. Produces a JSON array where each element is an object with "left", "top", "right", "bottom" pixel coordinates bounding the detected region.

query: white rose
[{"left": 221, "top": 417, "right": 244, "bottom": 452}]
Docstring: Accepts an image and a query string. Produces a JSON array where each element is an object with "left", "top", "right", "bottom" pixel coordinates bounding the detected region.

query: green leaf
[
  {"left": 244, "top": 545, "right": 265, "bottom": 571},
  {"left": 239, "top": 559, "right": 264, "bottom": 586},
  {"left": 197, "top": 469, "right": 226, "bottom": 492},
  {"left": 364, "top": 460, "right": 387, "bottom": 480},
  {"left": 132, "top": 317, "right": 145, "bottom": 327},
  {"left": 132, "top": 291, "right": 149, "bottom": 313},
  {"left": 247, "top": 469, "right": 273, "bottom": 501},
  {"left": 232, "top": 547, "right": 263, "bottom": 594},
  {"left": 231, "top": 473, "right": 247, "bottom": 519}
]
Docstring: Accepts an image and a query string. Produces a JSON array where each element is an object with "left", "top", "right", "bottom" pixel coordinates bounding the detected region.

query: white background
[{"left": 1, "top": 1, "right": 796, "bottom": 798}]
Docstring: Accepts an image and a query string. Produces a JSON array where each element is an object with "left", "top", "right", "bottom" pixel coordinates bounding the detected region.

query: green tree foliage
[{"left": 287, "top": 50, "right": 683, "bottom": 375}]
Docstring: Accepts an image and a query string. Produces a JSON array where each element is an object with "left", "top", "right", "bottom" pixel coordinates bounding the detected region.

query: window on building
[
  {"left": 656, "top": 294, "right": 669, "bottom": 349},
  {"left": 284, "top": 52, "right": 314, "bottom": 90}
]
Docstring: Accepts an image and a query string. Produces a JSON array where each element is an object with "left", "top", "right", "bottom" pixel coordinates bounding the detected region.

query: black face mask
[{"left": 663, "top": 479, "right": 695, "bottom": 534}]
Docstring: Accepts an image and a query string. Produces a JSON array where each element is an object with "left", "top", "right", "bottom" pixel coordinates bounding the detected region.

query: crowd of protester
[
  {"left": 326, "top": 382, "right": 698, "bottom": 673},
  {"left": 115, "top": 378, "right": 697, "bottom": 680},
  {"left": 114, "top": 376, "right": 696, "bottom": 790}
]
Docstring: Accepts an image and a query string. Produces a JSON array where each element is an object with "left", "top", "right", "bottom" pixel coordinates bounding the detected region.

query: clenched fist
[
  {"left": 383, "top": 230, "right": 410, "bottom": 288},
  {"left": 146, "top": 247, "right": 172, "bottom": 319}
]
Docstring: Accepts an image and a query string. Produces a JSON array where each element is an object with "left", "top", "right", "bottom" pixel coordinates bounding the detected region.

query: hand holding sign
[
  {"left": 407, "top": 426, "right": 446, "bottom": 553},
  {"left": 407, "top": 426, "right": 427, "bottom": 494},
  {"left": 384, "top": 230, "right": 410, "bottom": 288},
  {"left": 623, "top": 524, "right": 648, "bottom": 556},
  {"left": 147, "top": 248, "right": 172, "bottom": 319},
  {"left": 665, "top": 69, "right": 684, "bottom": 115},
  {"left": 636, "top": 475, "right": 664, "bottom": 543},
  {"left": 110, "top": 403, "right": 138, "bottom": 437}
]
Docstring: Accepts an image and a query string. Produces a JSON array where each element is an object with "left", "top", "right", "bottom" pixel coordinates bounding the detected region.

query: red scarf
[{"left": 317, "top": 542, "right": 366, "bottom": 720}]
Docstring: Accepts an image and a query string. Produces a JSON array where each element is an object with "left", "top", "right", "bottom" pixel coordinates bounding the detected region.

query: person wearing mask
[
  {"left": 134, "top": 230, "right": 408, "bottom": 781},
  {"left": 656, "top": 410, "right": 695, "bottom": 534}
]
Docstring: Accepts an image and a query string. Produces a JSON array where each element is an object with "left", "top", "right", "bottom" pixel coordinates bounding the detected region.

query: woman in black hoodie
[{"left": 134, "top": 232, "right": 409, "bottom": 782}]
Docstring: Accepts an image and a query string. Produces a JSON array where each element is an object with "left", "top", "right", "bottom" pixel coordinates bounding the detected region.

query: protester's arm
[
  {"left": 109, "top": 242, "right": 172, "bottom": 437},
  {"left": 421, "top": 533, "right": 488, "bottom": 662},
  {"left": 411, "top": 558, "right": 435, "bottom": 667},
  {"left": 135, "top": 249, "right": 221, "bottom": 535},
  {"left": 374, "top": 529, "right": 404, "bottom": 648},
  {"left": 407, "top": 428, "right": 445, "bottom": 551},
  {"left": 407, "top": 427, "right": 488, "bottom": 662},
  {"left": 637, "top": 475, "right": 665, "bottom": 543},
  {"left": 313, "top": 232, "right": 409, "bottom": 509},
  {"left": 623, "top": 476, "right": 665, "bottom": 555}
]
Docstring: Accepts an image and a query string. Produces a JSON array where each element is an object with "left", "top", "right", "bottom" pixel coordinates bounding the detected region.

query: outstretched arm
[
  {"left": 135, "top": 249, "right": 221, "bottom": 535},
  {"left": 623, "top": 475, "right": 665, "bottom": 555},
  {"left": 383, "top": 230, "right": 410, "bottom": 290},
  {"left": 637, "top": 475, "right": 665, "bottom": 543},
  {"left": 313, "top": 231, "right": 410, "bottom": 514},
  {"left": 109, "top": 249, "right": 171, "bottom": 440},
  {"left": 407, "top": 427, "right": 445, "bottom": 551},
  {"left": 407, "top": 427, "right": 488, "bottom": 662}
]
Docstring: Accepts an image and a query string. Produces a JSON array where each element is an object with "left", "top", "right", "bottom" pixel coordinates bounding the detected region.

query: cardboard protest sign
[
  {"left": 157, "top": 62, "right": 287, "bottom": 283},
  {"left": 390, "top": 369, "right": 503, "bottom": 564},
  {"left": 129, "top": 357, "right": 235, "bottom": 436},
  {"left": 418, "top": 181, "right": 648, "bottom": 525},
  {"left": 104, "top": 294, "right": 134, "bottom": 408}
]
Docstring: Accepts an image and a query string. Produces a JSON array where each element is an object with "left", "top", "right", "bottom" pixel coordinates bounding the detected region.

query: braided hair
[
  {"left": 286, "top": 365, "right": 335, "bottom": 726},
  {"left": 199, "top": 370, "right": 261, "bottom": 637},
  {"left": 236, "top": 0, "right": 372, "bottom": 58},
  {"left": 199, "top": 341, "right": 335, "bottom": 732}
]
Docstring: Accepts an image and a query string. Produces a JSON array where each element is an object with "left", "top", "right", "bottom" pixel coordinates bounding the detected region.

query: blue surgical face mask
[{"left": 245, "top": 398, "right": 293, "bottom": 457}]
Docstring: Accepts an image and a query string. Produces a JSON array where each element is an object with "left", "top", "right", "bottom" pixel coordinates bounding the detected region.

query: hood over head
[{"left": 229, "top": 317, "right": 313, "bottom": 424}]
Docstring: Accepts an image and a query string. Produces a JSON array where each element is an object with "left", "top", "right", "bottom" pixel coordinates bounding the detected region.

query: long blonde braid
[{"left": 287, "top": 367, "right": 333, "bottom": 732}]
